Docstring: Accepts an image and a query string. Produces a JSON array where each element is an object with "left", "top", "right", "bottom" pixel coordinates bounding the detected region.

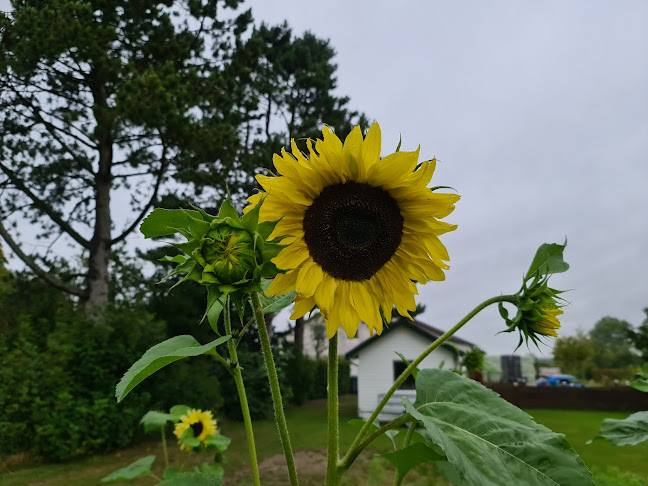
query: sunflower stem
[
  {"left": 251, "top": 291, "right": 299, "bottom": 486},
  {"left": 224, "top": 298, "right": 261, "bottom": 486},
  {"left": 161, "top": 427, "right": 169, "bottom": 470},
  {"left": 339, "top": 294, "right": 519, "bottom": 472},
  {"left": 325, "top": 333, "right": 339, "bottom": 485}
]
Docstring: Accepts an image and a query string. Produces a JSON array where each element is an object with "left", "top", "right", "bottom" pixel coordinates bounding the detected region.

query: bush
[
  {"left": 0, "top": 305, "right": 164, "bottom": 460},
  {"left": 593, "top": 467, "right": 648, "bottom": 486},
  {"left": 592, "top": 368, "right": 638, "bottom": 386}
]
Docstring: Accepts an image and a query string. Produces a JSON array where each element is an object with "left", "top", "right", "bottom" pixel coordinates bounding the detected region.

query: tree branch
[
  {"left": 111, "top": 147, "right": 169, "bottom": 245},
  {"left": 0, "top": 219, "right": 87, "bottom": 298},
  {"left": 0, "top": 161, "right": 91, "bottom": 249}
]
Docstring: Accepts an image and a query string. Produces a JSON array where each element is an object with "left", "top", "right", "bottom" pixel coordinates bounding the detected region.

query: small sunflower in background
[
  {"left": 173, "top": 409, "right": 217, "bottom": 451},
  {"left": 246, "top": 122, "right": 459, "bottom": 338}
]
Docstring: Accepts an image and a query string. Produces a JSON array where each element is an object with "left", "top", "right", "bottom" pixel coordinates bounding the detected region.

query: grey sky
[
  {"left": 1, "top": 1, "right": 646, "bottom": 355},
  {"left": 249, "top": 0, "right": 648, "bottom": 353}
]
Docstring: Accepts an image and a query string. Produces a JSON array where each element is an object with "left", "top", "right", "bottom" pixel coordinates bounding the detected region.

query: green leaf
[
  {"left": 141, "top": 209, "right": 200, "bottom": 238},
  {"left": 101, "top": 456, "right": 155, "bottom": 483},
  {"left": 140, "top": 411, "right": 173, "bottom": 433},
  {"left": 258, "top": 290, "right": 296, "bottom": 314},
  {"left": 218, "top": 197, "right": 239, "bottom": 221},
  {"left": 163, "top": 466, "right": 181, "bottom": 479},
  {"left": 630, "top": 364, "right": 648, "bottom": 393},
  {"left": 525, "top": 241, "right": 570, "bottom": 280},
  {"left": 116, "top": 335, "right": 230, "bottom": 402},
  {"left": 158, "top": 471, "right": 222, "bottom": 485},
  {"left": 169, "top": 405, "right": 191, "bottom": 422},
  {"left": 599, "top": 411, "right": 648, "bottom": 446},
  {"left": 204, "top": 285, "right": 224, "bottom": 333},
  {"left": 382, "top": 442, "right": 446, "bottom": 478},
  {"left": 200, "top": 463, "right": 225, "bottom": 478},
  {"left": 404, "top": 369, "right": 594, "bottom": 486},
  {"left": 204, "top": 434, "right": 232, "bottom": 452}
]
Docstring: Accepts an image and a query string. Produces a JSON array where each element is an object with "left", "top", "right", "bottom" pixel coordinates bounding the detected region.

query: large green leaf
[
  {"left": 630, "top": 364, "right": 648, "bottom": 393},
  {"left": 404, "top": 369, "right": 594, "bottom": 486},
  {"left": 101, "top": 456, "right": 155, "bottom": 483},
  {"left": 116, "top": 335, "right": 230, "bottom": 402},
  {"left": 599, "top": 411, "right": 648, "bottom": 446},
  {"left": 382, "top": 442, "right": 446, "bottom": 477},
  {"left": 525, "top": 241, "right": 569, "bottom": 280},
  {"left": 140, "top": 209, "right": 201, "bottom": 238},
  {"left": 140, "top": 411, "right": 173, "bottom": 433}
]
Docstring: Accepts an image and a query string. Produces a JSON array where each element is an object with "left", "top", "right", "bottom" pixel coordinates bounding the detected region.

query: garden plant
[{"left": 116, "top": 123, "right": 595, "bottom": 485}]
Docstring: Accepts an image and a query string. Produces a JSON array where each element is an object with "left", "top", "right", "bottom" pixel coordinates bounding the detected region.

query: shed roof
[{"left": 345, "top": 319, "right": 476, "bottom": 359}]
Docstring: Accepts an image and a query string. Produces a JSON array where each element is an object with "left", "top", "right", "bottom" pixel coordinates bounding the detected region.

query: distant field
[{"left": 2, "top": 397, "right": 646, "bottom": 485}]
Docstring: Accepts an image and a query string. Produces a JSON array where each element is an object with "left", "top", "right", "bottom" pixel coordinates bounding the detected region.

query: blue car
[{"left": 536, "top": 374, "right": 586, "bottom": 388}]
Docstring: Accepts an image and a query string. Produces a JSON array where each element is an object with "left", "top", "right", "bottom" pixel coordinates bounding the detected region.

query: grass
[
  {"left": 525, "top": 409, "right": 648, "bottom": 477},
  {"left": 2, "top": 397, "right": 646, "bottom": 485}
]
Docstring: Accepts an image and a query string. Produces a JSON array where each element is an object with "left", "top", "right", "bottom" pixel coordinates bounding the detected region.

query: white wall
[{"left": 356, "top": 327, "right": 459, "bottom": 419}]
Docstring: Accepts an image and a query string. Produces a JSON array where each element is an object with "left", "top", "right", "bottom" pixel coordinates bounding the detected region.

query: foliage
[
  {"left": 404, "top": 369, "right": 594, "bottom": 486},
  {"left": 628, "top": 308, "right": 648, "bottom": 362},
  {"left": 461, "top": 348, "right": 485, "bottom": 373},
  {"left": 589, "top": 317, "right": 640, "bottom": 369},
  {"left": 553, "top": 330, "right": 594, "bottom": 379},
  {"left": 0, "top": 299, "right": 166, "bottom": 460},
  {"left": 101, "top": 455, "right": 156, "bottom": 483},
  {"left": 0, "top": 1, "right": 366, "bottom": 307}
]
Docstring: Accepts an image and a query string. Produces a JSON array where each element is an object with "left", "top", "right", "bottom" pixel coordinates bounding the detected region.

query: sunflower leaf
[
  {"left": 140, "top": 209, "right": 201, "bottom": 238},
  {"left": 140, "top": 411, "right": 173, "bottom": 433},
  {"left": 169, "top": 405, "right": 191, "bottom": 421},
  {"left": 382, "top": 442, "right": 447, "bottom": 478},
  {"left": 258, "top": 287, "right": 296, "bottom": 315},
  {"left": 525, "top": 241, "right": 569, "bottom": 281},
  {"left": 116, "top": 335, "right": 230, "bottom": 402},
  {"left": 101, "top": 456, "right": 155, "bottom": 483},
  {"left": 204, "top": 434, "right": 232, "bottom": 451},
  {"left": 597, "top": 412, "right": 648, "bottom": 446},
  {"left": 405, "top": 369, "right": 594, "bottom": 486}
]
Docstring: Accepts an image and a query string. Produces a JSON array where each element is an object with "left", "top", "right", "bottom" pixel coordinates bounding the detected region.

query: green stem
[
  {"left": 224, "top": 299, "right": 261, "bottom": 486},
  {"left": 161, "top": 427, "right": 169, "bottom": 470},
  {"left": 325, "top": 333, "right": 339, "bottom": 485},
  {"left": 251, "top": 291, "right": 299, "bottom": 486},
  {"left": 393, "top": 423, "right": 416, "bottom": 486},
  {"left": 340, "top": 294, "right": 518, "bottom": 470}
]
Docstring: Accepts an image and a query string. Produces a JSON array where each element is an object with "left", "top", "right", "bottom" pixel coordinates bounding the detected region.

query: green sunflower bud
[
  {"left": 500, "top": 241, "right": 569, "bottom": 349},
  {"left": 140, "top": 197, "right": 284, "bottom": 330}
]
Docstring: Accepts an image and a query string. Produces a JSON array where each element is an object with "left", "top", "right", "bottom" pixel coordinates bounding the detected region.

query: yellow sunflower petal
[
  {"left": 314, "top": 273, "right": 337, "bottom": 319},
  {"left": 271, "top": 240, "right": 310, "bottom": 270},
  {"left": 290, "top": 295, "right": 316, "bottom": 320},
  {"left": 295, "top": 261, "right": 324, "bottom": 298},
  {"left": 342, "top": 125, "right": 364, "bottom": 180},
  {"left": 366, "top": 147, "right": 420, "bottom": 188},
  {"left": 266, "top": 270, "right": 298, "bottom": 296},
  {"left": 361, "top": 122, "right": 382, "bottom": 175},
  {"left": 350, "top": 281, "right": 382, "bottom": 334}
]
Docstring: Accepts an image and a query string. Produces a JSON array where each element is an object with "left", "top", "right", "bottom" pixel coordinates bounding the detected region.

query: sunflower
[
  {"left": 173, "top": 409, "right": 217, "bottom": 451},
  {"left": 247, "top": 123, "right": 459, "bottom": 338}
]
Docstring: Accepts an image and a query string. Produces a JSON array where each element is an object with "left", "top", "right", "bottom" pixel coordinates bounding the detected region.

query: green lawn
[{"left": 2, "top": 398, "right": 646, "bottom": 485}]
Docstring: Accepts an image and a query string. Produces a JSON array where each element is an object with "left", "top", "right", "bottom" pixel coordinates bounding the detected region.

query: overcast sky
[
  {"left": 1, "top": 1, "right": 646, "bottom": 355},
  {"left": 248, "top": 0, "right": 648, "bottom": 354}
]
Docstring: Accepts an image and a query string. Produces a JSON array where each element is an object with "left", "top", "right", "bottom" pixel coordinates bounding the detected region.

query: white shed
[{"left": 345, "top": 320, "right": 475, "bottom": 420}]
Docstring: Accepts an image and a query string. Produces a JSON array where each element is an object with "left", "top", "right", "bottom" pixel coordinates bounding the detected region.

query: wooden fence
[{"left": 485, "top": 384, "right": 648, "bottom": 411}]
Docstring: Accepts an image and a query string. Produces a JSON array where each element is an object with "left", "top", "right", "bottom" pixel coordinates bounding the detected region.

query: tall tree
[
  {"left": 628, "top": 308, "right": 648, "bottom": 362},
  {"left": 589, "top": 316, "right": 640, "bottom": 369},
  {"left": 553, "top": 330, "right": 594, "bottom": 379},
  {"left": 0, "top": 2, "right": 366, "bottom": 309}
]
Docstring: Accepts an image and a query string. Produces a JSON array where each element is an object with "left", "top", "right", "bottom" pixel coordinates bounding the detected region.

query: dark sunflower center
[
  {"left": 302, "top": 182, "right": 403, "bottom": 281},
  {"left": 190, "top": 421, "right": 204, "bottom": 438}
]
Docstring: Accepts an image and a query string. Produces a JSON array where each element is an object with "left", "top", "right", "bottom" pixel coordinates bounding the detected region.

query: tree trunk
[
  {"left": 264, "top": 311, "right": 274, "bottom": 340},
  {"left": 85, "top": 75, "right": 113, "bottom": 310},
  {"left": 294, "top": 317, "right": 304, "bottom": 355}
]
